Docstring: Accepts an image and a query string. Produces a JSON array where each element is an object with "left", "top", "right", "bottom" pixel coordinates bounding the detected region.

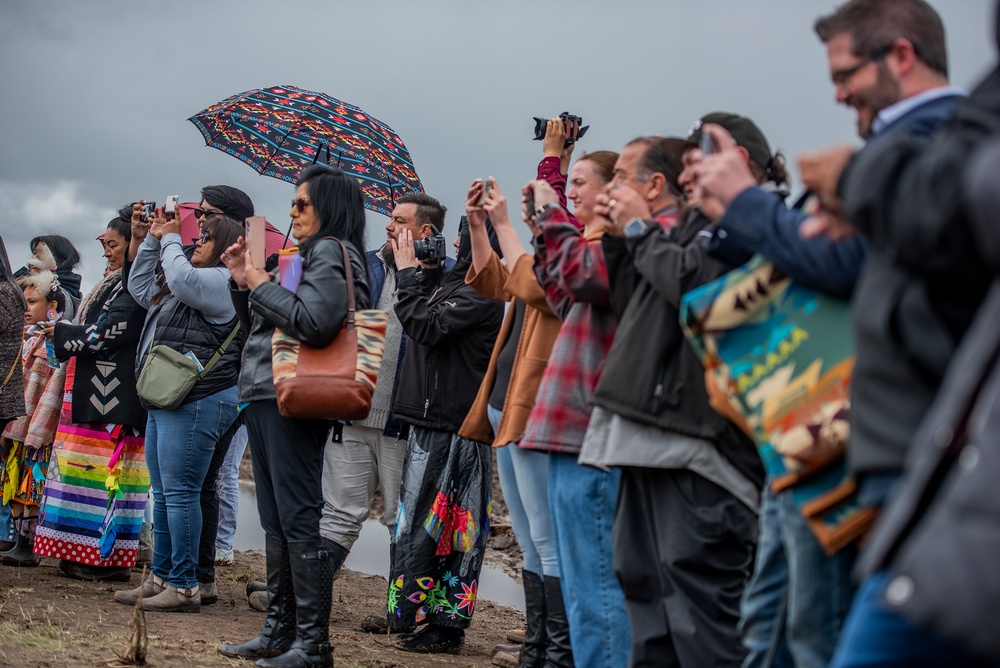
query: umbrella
[
  {"left": 178, "top": 202, "right": 292, "bottom": 256},
  {"left": 188, "top": 85, "right": 423, "bottom": 216}
]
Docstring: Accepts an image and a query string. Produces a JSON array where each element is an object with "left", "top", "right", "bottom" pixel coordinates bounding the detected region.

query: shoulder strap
[
  {"left": 312, "top": 236, "right": 356, "bottom": 330},
  {"left": 2, "top": 353, "right": 18, "bottom": 386},
  {"left": 198, "top": 321, "right": 242, "bottom": 379}
]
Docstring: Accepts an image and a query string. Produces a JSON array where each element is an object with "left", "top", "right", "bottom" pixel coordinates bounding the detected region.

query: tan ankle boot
[
  {"left": 143, "top": 584, "right": 201, "bottom": 613},
  {"left": 113, "top": 573, "right": 166, "bottom": 605}
]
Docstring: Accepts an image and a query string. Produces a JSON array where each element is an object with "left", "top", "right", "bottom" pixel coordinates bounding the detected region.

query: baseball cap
[{"left": 686, "top": 112, "right": 773, "bottom": 169}]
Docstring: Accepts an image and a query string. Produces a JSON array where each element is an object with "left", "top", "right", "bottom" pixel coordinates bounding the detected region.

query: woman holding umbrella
[{"left": 218, "top": 164, "right": 369, "bottom": 668}]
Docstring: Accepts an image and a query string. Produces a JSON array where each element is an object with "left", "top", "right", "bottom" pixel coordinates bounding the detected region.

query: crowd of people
[{"left": 2, "top": 0, "right": 1000, "bottom": 666}]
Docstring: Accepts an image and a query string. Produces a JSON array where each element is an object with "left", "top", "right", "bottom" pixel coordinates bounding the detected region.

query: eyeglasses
[
  {"left": 291, "top": 197, "right": 313, "bottom": 213},
  {"left": 196, "top": 232, "right": 214, "bottom": 245},
  {"left": 194, "top": 208, "right": 224, "bottom": 219},
  {"left": 831, "top": 45, "right": 893, "bottom": 87}
]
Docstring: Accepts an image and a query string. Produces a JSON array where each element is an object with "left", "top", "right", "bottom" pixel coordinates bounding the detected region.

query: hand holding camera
[
  {"left": 595, "top": 183, "right": 651, "bottom": 235},
  {"left": 222, "top": 237, "right": 249, "bottom": 289},
  {"left": 131, "top": 200, "right": 152, "bottom": 241},
  {"left": 391, "top": 227, "right": 420, "bottom": 271}
]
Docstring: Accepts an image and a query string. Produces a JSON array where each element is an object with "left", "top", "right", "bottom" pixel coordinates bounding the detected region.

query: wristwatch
[
  {"left": 623, "top": 218, "right": 650, "bottom": 238},
  {"left": 534, "top": 203, "right": 560, "bottom": 221}
]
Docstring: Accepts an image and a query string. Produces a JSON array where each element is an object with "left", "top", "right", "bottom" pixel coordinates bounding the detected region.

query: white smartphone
[
  {"left": 245, "top": 215, "right": 267, "bottom": 268},
  {"left": 164, "top": 195, "right": 180, "bottom": 220}
]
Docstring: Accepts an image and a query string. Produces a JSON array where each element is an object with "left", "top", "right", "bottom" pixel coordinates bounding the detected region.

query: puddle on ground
[{"left": 234, "top": 483, "right": 524, "bottom": 611}]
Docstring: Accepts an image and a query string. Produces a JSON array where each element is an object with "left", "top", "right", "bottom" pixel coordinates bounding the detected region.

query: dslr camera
[
  {"left": 532, "top": 111, "right": 590, "bottom": 148},
  {"left": 413, "top": 232, "right": 447, "bottom": 264}
]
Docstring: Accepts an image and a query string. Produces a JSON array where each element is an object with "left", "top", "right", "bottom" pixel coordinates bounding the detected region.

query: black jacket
[
  {"left": 233, "top": 237, "right": 369, "bottom": 404},
  {"left": 392, "top": 225, "right": 504, "bottom": 434},
  {"left": 592, "top": 209, "right": 764, "bottom": 488},
  {"left": 54, "top": 267, "right": 148, "bottom": 428},
  {"left": 840, "top": 84, "right": 994, "bottom": 474}
]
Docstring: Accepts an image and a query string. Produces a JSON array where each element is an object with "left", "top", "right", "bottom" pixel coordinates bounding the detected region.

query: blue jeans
[
  {"left": 549, "top": 452, "right": 630, "bottom": 668},
  {"left": 741, "top": 485, "right": 856, "bottom": 668},
  {"left": 830, "top": 571, "right": 1000, "bottom": 668},
  {"left": 146, "top": 386, "right": 239, "bottom": 589},
  {"left": 215, "top": 425, "right": 248, "bottom": 553},
  {"left": 488, "top": 405, "right": 559, "bottom": 578}
]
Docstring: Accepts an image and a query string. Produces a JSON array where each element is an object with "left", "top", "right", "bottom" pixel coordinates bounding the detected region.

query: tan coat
[{"left": 458, "top": 252, "right": 562, "bottom": 447}]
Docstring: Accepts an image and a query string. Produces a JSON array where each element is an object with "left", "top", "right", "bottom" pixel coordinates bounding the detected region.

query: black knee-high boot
[
  {"left": 543, "top": 576, "right": 573, "bottom": 668},
  {"left": 257, "top": 538, "right": 347, "bottom": 668},
  {"left": 218, "top": 535, "right": 296, "bottom": 659},
  {"left": 520, "top": 570, "right": 547, "bottom": 667}
]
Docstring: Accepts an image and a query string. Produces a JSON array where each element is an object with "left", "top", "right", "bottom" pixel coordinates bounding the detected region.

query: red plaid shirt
[{"left": 520, "top": 208, "right": 616, "bottom": 454}]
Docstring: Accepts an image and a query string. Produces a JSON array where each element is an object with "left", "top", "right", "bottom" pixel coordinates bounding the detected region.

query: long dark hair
[
  {"left": 296, "top": 165, "right": 367, "bottom": 256},
  {"left": 199, "top": 216, "right": 244, "bottom": 268},
  {"left": 0, "top": 237, "right": 26, "bottom": 310},
  {"left": 29, "top": 235, "right": 81, "bottom": 270}
]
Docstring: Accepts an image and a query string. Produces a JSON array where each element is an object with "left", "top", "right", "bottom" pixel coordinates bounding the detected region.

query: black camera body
[
  {"left": 532, "top": 111, "right": 590, "bottom": 148},
  {"left": 413, "top": 232, "right": 447, "bottom": 264}
]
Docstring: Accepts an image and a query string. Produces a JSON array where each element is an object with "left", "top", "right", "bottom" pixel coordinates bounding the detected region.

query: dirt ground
[
  {"left": 0, "top": 450, "right": 525, "bottom": 667},
  {"left": 0, "top": 551, "right": 524, "bottom": 668}
]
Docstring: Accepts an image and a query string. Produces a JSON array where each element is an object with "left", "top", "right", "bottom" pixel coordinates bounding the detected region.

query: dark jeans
[
  {"left": 613, "top": 467, "right": 758, "bottom": 668},
  {"left": 830, "top": 571, "right": 1000, "bottom": 668},
  {"left": 242, "top": 399, "right": 329, "bottom": 543},
  {"left": 195, "top": 415, "right": 241, "bottom": 584}
]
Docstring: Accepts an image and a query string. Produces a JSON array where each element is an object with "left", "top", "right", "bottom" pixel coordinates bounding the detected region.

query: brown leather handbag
[{"left": 271, "top": 238, "right": 388, "bottom": 421}]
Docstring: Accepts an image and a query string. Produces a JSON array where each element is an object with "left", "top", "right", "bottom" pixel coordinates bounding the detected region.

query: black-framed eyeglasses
[
  {"left": 196, "top": 232, "right": 214, "bottom": 245},
  {"left": 831, "top": 45, "right": 893, "bottom": 87},
  {"left": 194, "top": 208, "right": 224, "bottom": 219},
  {"left": 291, "top": 197, "right": 313, "bottom": 213}
]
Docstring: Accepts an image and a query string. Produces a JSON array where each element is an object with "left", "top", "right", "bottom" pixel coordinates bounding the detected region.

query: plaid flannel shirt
[{"left": 520, "top": 207, "right": 616, "bottom": 454}]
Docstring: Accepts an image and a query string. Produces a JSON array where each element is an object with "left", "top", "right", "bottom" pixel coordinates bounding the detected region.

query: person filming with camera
[{"left": 380, "top": 193, "right": 503, "bottom": 654}]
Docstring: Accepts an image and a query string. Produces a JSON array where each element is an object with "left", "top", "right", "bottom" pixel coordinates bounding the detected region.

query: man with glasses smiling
[{"left": 687, "top": 1, "right": 965, "bottom": 667}]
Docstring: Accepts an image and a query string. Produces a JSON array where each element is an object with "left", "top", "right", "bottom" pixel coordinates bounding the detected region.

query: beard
[{"left": 852, "top": 63, "right": 902, "bottom": 139}]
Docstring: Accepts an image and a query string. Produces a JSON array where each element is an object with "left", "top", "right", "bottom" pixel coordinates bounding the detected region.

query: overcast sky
[{"left": 1, "top": 0, "right": 994, "bottom": 291}]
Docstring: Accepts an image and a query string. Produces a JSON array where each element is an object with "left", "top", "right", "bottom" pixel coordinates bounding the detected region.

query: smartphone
[
  {"left": 524, "top": 188, "right": 536, "bottom": 222},
  {"left": 477, "top": 179, "right": 493, "bottom": 206},
  {"left": 164, "top": 195, "right": 180, "bottom": 221},
  {"left": 141, "top": 201, "right": 156, "bottom": 222},
  {"left": 699, "top": 132, "right": 715, "bottom": 156},
  {"left": 245, "top": 215, "right": 267, "bottom": 268}
]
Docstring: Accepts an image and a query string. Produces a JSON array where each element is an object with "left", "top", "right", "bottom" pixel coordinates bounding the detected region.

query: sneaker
[
  {"left": 143, "top": 585, "right": 201, "bottom": 613},
  {"left": 395, "top": 624, "right": 464, "bottom": 654},
  {"left": 114, "top": 573, "right": 166, "bottom": 605},
  {"left": 59, "top": 560, "right": 131, "bottom": 582},
  {"left": 214, "top": 548, "right": 235, "bottom": 566},
  {"left": 492, "top": 643, "right": 522, "bottom": 667}
]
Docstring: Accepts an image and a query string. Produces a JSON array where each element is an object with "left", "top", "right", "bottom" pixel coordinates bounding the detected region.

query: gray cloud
[{"left": 1, "top": 0, "right": 994, "bottom": 299}]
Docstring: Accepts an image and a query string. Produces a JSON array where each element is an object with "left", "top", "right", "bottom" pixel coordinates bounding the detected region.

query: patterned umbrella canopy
[{"left": 188, "top": 85, "right": 423, "bottom": 216}]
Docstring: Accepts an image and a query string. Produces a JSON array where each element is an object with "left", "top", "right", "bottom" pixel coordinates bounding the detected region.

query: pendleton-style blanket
[{"left": 680, "top": 256, "right": 875, "bottom": 554}]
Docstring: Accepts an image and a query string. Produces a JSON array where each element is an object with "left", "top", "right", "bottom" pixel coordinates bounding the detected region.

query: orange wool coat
[{"left": 458, "top": 251, "right": 563, "bottom": 447}]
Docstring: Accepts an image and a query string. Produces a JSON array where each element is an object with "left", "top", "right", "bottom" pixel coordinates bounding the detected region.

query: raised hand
[
  {"left": 222, "top": 236, "right": 249, "bottom": 288},
  {"left": 482, "top": 179, "right": 510, "bottom": 228},
  {"left": 465, "top": 179, "right": 488, "bottom": 230},
  {"left": 595, "top": 183, "right": 651, "bottom": 236}
]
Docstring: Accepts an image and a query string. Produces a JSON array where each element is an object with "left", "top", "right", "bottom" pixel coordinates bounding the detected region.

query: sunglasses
[
  {"left": 194, "top": 208, "right": 224, "bottom": 219},
  {"left": 196, "top": 232, "right": 214, "bottom": 245},
  {"left": 291, "top": 197, "right": 313, "bottom": 213}
]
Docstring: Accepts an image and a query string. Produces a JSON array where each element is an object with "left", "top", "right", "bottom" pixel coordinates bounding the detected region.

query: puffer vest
[{"left": 149, "top": 297, "right": 243, "bottom": 406}]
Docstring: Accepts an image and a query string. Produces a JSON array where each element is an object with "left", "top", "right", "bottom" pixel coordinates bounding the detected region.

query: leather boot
[
  {"left": 218, "top": 535, "right": 296, "bottom": 659},
  {"left": 114, "top": 572, "right": 166, "bottom": 605},
  {"left": 0, "top": 533, "right": 40, "bottom": 567},
  {"left": 255, "top": 538, "right": 346, "bottom": 668},
  {"left": 542, "top": 576, "right": 573, "bottom": 668},
  {"left": 520, "top": 570, "right": 547, "bottom": 667}
]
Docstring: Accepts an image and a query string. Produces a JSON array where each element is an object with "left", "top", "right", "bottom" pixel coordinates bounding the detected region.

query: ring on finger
[{"left": 608, "top": 198, "right": 618, "bottom": 208}]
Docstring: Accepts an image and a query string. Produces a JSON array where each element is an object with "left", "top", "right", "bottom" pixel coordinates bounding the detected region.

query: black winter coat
[
  {"left": 592, "top": 209, "right": 764, "bottom": 489},
  {"left": 54, "top": 268, "right": 148, "bottom": 428},
  {"left": 392, "top": 226, "right": 504, "bottom": 434}
]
